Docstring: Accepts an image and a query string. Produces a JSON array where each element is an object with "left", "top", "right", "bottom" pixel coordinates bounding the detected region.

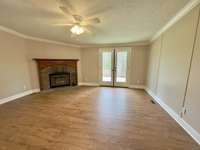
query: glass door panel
[
  {"left": 116, "top": 51, "right": 128, "bottom": 83},
  {"left": 99, "top": 49, "right": 114, "bottom": 86},
  {"left": 102, "top": 52, "right": 112, "bottom": 82},
  {"left": 114, "top": 48, "right": 130, "bottom": 87}
]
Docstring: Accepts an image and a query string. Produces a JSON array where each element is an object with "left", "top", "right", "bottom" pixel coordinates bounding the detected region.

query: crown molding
[
  {"left": 151, "top": 0, "right": 200, "bottom": 42},
  {"left": 80, "top": 41, "right": 150, "bottom": 48},
  {"left": 0, "top": 25, "right": 149, "bottom": 48},
  {"left": 1, "top": 1, "right": 199, "bottom": 48},
  {"left": 0, "top": 25, "right": 80, "bottom": 48},
  {"left": 26, "top": 36, "right": 80, "bottom": 48}
]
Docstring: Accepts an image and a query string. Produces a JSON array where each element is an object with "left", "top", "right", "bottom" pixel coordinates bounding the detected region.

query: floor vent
[{"left": 150, "top": 99, "right": 156, "bottom": 104}]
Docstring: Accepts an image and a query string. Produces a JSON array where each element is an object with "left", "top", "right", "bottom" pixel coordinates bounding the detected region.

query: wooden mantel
[
  {"left": 34, "top": 58, "right": 79, "bottom": 70},
  {"left": 34, "top": 58, "right": 79, "bottom": 61}
]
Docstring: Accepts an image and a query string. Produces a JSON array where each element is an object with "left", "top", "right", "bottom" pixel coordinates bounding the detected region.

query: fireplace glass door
[{"left": 49, "top": 73, "right": 70, "bottom": 88}]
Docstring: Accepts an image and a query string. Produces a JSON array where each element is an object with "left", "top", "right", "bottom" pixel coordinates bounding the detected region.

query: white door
[
  {"left": 99, "top": 48, "right": 130, "bottom": 87},
  {"left": 99, "top": 48, "right": 114, "bottom": 86},
  {"left": 114, "top": 48, "right": 130, "bottom": 87}
]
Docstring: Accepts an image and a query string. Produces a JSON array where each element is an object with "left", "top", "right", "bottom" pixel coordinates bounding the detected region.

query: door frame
[
  {"left": 99, "top": 48, "right": 114, "bottom": 86},
  {"left": 99, "top": 47, "right": 131, "bottom": 87},
  {"left": 114, "top": 47, "right": 131, "bottom": 87}
]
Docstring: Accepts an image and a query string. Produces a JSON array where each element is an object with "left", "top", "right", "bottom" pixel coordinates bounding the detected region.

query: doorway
[{"left": 99, "top": 47, "right": 131, "bottom": 87}]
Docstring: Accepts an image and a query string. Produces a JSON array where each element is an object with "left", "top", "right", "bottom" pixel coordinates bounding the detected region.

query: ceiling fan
[{"left": 56, "top": 0, "right": 101, "bottom": 36}]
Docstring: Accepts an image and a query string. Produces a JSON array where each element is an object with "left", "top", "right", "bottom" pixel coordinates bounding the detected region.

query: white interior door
[
  {"left": 99, "top": 48, "right": 114, "bottom": 86},
  {"left": 114, "top": 48, "right": 130, "bottom": 87}
]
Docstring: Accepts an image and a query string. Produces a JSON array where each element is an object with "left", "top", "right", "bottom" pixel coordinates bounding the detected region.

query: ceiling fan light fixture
[{"left": 70, "top": 25, "right": 84, "bottom": 35}]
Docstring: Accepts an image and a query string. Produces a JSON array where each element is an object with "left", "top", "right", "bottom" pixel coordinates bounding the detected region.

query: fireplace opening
[{"left": 49, "top": 72, "right": 70, "bottom": 88}]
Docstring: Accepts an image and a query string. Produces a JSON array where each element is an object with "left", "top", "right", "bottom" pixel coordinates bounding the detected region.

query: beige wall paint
[
  {"left": 156, "top": 6, "right": 199, "bottom": 114},
  {"left": 184, "top": 11, "right": 200, "bottom": 133},
  {"left": 0, "top": 30, "right": 31, "bottom": 99},
  {"left": 0, "top": 29, "right": 82, "bottom": 99},
  {"left": 0, "top": 28, "right": 148, "bottom": 98},
  {"left": 131, "top": 45, "right": 149, "bottom": 86},
  {"left": 26, "top": 40, "right": 82, "bottom": 90},
  {"left": 147, "top": 37, "right": 162, "bottom": 94},
  {"left": 81, "top": 48, "right": 99, "bottom": 83},
  {"left": 81, "top": 46, "right": 149, "bottom": 86},
  {"left": 147, "top": 5, "right": 200, "bottom": 139}
]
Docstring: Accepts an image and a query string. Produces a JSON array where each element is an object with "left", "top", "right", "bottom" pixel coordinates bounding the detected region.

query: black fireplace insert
[{"left": 49, "top": 72, "right": 70, "bottom": 88}]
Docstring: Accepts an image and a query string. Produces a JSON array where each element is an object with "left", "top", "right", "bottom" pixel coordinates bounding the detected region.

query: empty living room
[{"left": 0, "top": 0, "right": 200, "bottom": 149}]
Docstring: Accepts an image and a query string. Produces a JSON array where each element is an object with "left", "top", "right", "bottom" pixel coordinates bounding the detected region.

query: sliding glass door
[{"left": 99, "top": 48, "right": 130, "bottom": 87}]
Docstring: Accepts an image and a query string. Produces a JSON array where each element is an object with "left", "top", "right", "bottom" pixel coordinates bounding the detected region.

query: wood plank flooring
[{"left": 0, "top": 87, "right": 199, "bottom": 150}]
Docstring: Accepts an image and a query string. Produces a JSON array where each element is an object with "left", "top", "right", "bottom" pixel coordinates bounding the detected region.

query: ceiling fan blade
[
  {"left": 59, "top": 6, "right": 82, "bottom": 22},
  {"left": 59, "top": 6, "right": 73, "bottom": 15},
  {"left": 53, "top": 23, "right": 74, "bottom": 26},
  {"left": 85, "top": 18, "right": 101, "bottom": 24},
  {"left": 70, "top": 33, "right": 80, "bottom": 39},
  {"left": 84, "top": 5, "right": 113, "bottom": 17},
  {"left": 72, "top": 15, "right": 83, "bottom": 22},
  {"left": 83, "top": 26, "right": 95, "bottom": 36},
  {"left": 60, "top": 0, "right": 74, "bottom": 12}
]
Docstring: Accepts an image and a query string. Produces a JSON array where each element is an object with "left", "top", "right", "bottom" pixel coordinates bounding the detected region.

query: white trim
[
  {"left": 0, "top": 89, "right": 40, "bottom": 105},
  {"left": 114, "top": 47, "right": 132, "bottom": 87},
  {"left": 129, "top": 85, "right": 146, "bottom": 89},
  {"left": 27, "top": 37, "right": 80, "bottom": 48},
  {"left": 0, "top": 25, "right": 150, "bottom": 48},
  {"left": 151, "top": 0, "right": 200, "bottom": 42},
  {"left": 0, "top": 25, "right": 80, "bottom": 48},
  {"left": 145, "top": 88, "right": 200, "bottom": 145},
  {"left": 98, "top": 48, "right": 115, "bottom": 86},
  {"left": 80, "top": 41, "right": 150, "bottom": 48},
  {"left": 1, "top": 0, "right": 199, "bottom": 48},
  {"left": 1, "top": 1, "right": 199, "bottom": 47},
  {"left": 0, "top": 26, "right": 27, "bottom": 39},
  {"left": 31, "top": 89, "right": 41, "bottom": 93},
  {"left": 79, "top": 82, "right": 100, "bottom": 86},
  {"left": 79, "top": 83, "right": 146, "bottom": 89}
]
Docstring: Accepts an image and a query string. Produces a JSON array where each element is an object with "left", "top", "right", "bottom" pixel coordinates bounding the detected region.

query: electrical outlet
[
  {"left": 183, "top": 107, "right": 187, "bottom": 115},
  {"left": 23, "top": 85, "right": 27, "bottom": 90},
  {"left": 180, "top": 111, "right": 183, "bottom": 117},
  {"left": 137, "top": 80, "right": 140, "bottom": 84},
  {"left": 180, "top": 107, "right": 187, "bottom": 117}
]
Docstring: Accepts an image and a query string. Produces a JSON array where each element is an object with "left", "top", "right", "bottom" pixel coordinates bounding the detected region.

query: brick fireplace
[{"left": 34, "top": 59, "right": 79, "bottom": 90}]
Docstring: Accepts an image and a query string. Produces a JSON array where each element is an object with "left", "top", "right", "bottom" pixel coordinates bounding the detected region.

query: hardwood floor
[{"left": 0, "top": 87, "right": 199, "bottom": 150}]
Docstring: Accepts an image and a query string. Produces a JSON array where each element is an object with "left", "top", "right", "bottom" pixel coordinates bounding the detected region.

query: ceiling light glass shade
[{"left": 70, "top": 25, "right": 84, "bottom": 35}]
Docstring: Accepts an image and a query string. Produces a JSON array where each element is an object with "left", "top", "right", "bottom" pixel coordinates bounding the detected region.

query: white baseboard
[
  {"left": 0, "top": 89, "right": 40, "bottom": 105},
  {"left": 31, "top": 89, "right": 40, "bottom": 93},
  {"left": 79, "top": 83, "right": 146, "bottom": 89},
  {"left": 79, "top": 82, "right": 100, "bottom": 86},
  {"left": 129, "top": 85, "right": 146, "bottom": 89},
  {"left": 145, "top": 88, "right": 200, "bottom": 145}
]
